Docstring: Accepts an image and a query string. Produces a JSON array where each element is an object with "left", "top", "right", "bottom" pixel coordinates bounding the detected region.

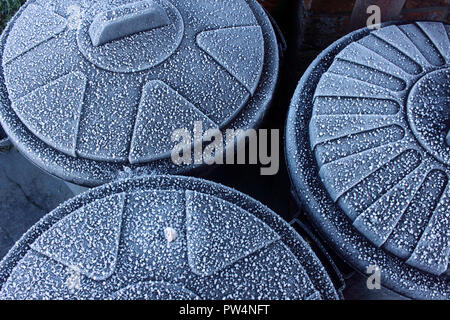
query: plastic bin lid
[
  {"left": 0, "top": 175, "right": 338, "bottom": 300},
  {"left": 0, "top": 0, "right": 278, "bottom": 186},
  {"left": 286, "top": 21, "right": 450, "bottom": 300}
]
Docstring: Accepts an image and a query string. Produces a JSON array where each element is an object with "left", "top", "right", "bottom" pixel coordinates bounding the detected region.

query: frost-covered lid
[
  {"left": 310, "top": 21, "right": 450, "bottom": 277},
  {"left": 286, "top": 21, "right": 450, "bottom": 300},
  {"left": 0, "top": 0, "right": 278, "bottom": 186},
  {"left": 0, "top": 175, "right": 338, "bottom": 300}
]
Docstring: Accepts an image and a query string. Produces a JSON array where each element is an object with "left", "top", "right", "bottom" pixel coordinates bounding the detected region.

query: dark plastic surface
[{"left": 0, "top": 125, "right": 7, "bottom": 146}]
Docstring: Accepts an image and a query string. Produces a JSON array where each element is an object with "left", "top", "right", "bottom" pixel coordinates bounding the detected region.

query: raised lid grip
[{"left": 89, "top": 1, "right": 170, "bottom": 47}]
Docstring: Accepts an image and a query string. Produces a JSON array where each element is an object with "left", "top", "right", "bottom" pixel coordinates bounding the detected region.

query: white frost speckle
[
  {"left": 286, "top": 21, "right": 450, "bottom": 299},
  {"left": 164, "top": 227, "right": 178, "bottom": 243}
]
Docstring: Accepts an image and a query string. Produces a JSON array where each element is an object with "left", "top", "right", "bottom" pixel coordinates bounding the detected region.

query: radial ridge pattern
[{"left": 310, "top": 22, "right": 450, "bottom": 276}]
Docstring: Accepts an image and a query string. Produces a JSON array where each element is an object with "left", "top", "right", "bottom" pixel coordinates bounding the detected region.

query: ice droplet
[{"left": 164, "top": 227, "right": 178, "bottom": 243}]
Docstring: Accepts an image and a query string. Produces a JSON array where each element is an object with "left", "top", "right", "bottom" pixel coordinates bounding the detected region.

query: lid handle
[{"left": 89, "top": 1, "right": 170, "bottom": 47}]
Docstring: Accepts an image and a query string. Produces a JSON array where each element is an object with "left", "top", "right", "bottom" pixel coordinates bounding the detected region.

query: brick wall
[
  {"left": 297, "top": 0, "right": 449, "bottom": 69},
  {"left": 402, "top": 0, "right": 449, "bottom": 21}
]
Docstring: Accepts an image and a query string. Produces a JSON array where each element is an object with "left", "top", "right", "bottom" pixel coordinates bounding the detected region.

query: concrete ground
[{"left": 0, "top": 147, "right": 73, "bottom": 258}]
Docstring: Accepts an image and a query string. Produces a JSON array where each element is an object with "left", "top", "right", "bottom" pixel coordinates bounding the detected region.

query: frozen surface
[
  {"left": 12, "top": 72, "right": 86, "bottom": 157},
  {"left": 310, "top": 22, "right": 450, "bottom": 277},
  {"left": 129, "top": 80, "right": 217, "bottom": 164},
  {"left": 0, "top": 0, "right": 278, "bottom": 186},
  {"left": 88, "top": 1, "right": 171, "bottom": 47},
  {"left": 285, "top": 21, "right": 450, "bottom": 299},
  {"left": 0, "top": 175, "right": 338, "bottom": 300}
]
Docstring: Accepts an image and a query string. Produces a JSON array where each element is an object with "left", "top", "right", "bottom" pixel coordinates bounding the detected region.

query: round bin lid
[
  {"left": 286, "top": 21, "right": 450, "bottom": 300},
  {"left": 0, "top": 175, "right": 338, "bottom": 300},
  {"left": 0, "top": 0, "right": 278, "bottom": 186}
]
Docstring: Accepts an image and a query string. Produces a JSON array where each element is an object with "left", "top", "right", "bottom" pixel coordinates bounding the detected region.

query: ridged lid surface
[
  {"left": 309, "top": 22, "right": 450, "bottom": 277},
  {"left": 0, "top": 0, "right": 278, "bottom": 186},
  {"left": 286, "top": 21, "right": 450, "bottom": 299},
  {"left": 0, "top": 125, "right": 6, "bottom": 143},
  {"left": 0, "top": 175, "right": 338, "bottom": 300}
]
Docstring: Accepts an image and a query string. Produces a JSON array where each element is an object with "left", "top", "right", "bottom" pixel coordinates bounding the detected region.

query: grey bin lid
[
  {"left": 286, "top": 21, "right": 450, "bottom": 300},
  {"left": 0, "top": 175, "right": 339, "bottom": 300},
  {"left": 0, "top": 0, "right": 278, "bottom": 186}
]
